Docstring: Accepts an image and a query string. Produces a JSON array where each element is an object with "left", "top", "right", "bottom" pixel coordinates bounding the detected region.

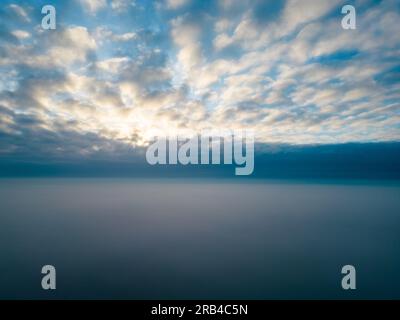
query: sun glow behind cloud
[{"left": 0, "top": 0, "right": 399, "bottom": 160}]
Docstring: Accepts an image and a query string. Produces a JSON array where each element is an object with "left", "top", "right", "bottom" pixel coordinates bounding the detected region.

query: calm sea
[{"left": 0, "top": 179, "right": 399, "bottom": 299}]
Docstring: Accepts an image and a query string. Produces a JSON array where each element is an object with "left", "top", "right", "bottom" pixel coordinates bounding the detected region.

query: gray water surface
[{"left": 0, "top": 179, "right": 399, "bottom": 299}]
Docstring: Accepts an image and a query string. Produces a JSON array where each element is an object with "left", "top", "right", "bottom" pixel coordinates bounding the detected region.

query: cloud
[
  {"left": 112, "top": 32, "right": 137, "bottom": 41},
  {"left": 166, "top": 0, "right": 190, "bottom": 10},
  {"left": 7, "top": 4, "right": 30, "bottom": 22},
  {"left": 0, "top": 0, "right": 399, "bottom": 164},
  {"left": 47, "top": 26, "right": 97, "bottom": 65},
  {"left": 280, "top": 0, "right": 342, "bottom": 35},
  {"left": 77, "top": 0, "right": 107, "bottom": 14},
  {"left": 213, "top": 33, "right": 234, "bottom": 51},
  {"left": 170, "top": 15, "right": 203, "bottom": 70},
  {"left": 10, "top": 30, "right": 30, "bottom": 40},
  {"left": 111, "top": 0, "right": 136, "bottom": 12}
]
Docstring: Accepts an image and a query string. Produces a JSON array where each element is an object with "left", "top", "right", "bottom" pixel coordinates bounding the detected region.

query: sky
[{"left": 0, "top": 0, "right": 399, "bottom": 172}]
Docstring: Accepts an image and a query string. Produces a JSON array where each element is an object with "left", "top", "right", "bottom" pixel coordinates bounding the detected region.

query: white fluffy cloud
[
  {"left": 47, "top": 26, "right": 97, "bottom": 65},
  {"left": 78, "top": 0, "right": 107, "bottom": 14}
]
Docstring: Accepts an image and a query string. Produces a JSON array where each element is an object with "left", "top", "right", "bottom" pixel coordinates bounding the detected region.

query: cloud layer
[{"left": 0, "top": 0, "right": 399, "bottom": 160}]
